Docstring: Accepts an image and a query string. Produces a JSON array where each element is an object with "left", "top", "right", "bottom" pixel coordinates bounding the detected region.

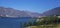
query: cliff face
[{"left": 0, "top": 7, "right": 42, "bottom": 17}]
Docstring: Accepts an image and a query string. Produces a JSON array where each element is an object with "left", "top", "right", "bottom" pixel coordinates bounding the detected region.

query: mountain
[
  {"left": 43, "top": 7, "right": 60, "bottom": 16},
  {"left": 0, "top": 7, "right": 42, "bottom": 17}
]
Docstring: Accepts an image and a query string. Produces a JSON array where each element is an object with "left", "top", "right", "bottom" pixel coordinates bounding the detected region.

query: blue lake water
[{"left": 0, "top": 17, "right": 35, "bottom": 28}]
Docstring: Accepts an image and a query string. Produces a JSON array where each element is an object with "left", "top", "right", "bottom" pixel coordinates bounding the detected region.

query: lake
[{"left": 0, "top": 17, "right": 35, "bottom": 28}]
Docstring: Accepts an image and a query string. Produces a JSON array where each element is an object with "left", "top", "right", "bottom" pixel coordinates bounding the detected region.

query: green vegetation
[{"left": 22, "top": 16, "right": 60, "bottom": 28}]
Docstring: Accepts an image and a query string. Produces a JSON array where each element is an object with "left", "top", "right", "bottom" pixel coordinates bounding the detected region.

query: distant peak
[
  {"left": 43, "top": 7, "right": 60, "bottom": 16},
  {"left": 54, "top": 7, "right": 60, "bottom": 9}
]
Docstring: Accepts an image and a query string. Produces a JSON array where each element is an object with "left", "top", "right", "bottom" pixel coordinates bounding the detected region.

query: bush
[{"left": 23, "top": 16, "right": 60, "bottom": 27}]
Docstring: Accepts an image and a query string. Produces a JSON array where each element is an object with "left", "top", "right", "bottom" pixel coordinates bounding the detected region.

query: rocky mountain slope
[
  {"left": 43, "top": 7, "right": 60, "bottom": 16},
  {"left": 0, "top": 6, "right": 60, "bottom": 17},
  {"left": 0, "top": 7, "right": 42, "bottom": 17}
]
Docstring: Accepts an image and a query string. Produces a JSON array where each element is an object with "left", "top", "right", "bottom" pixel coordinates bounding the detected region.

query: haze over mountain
[
  {"left": 43, "top": 7, "right": 60, "bottom": 16},
  {"left": 0, "top": 6, "right": 60, "bottom": 17},
  {"left": 0, "top": 7, "right": 43, "bottom": 17}
]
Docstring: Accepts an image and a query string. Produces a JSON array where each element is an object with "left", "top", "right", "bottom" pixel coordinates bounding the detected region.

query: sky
[{"left": 0, "top": 0, "right": 60, "bottom": 13}]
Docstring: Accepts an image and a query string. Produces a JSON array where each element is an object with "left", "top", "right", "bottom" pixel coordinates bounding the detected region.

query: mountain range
[
  {"left": 0, "top": 7, "right": 43, "bottom": 17},
  {"left": 0, "top": 7, "right": 60, "bottom": 17},
  {"left": 43, "top": 7, "right": 60, "bottom": 16}
]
